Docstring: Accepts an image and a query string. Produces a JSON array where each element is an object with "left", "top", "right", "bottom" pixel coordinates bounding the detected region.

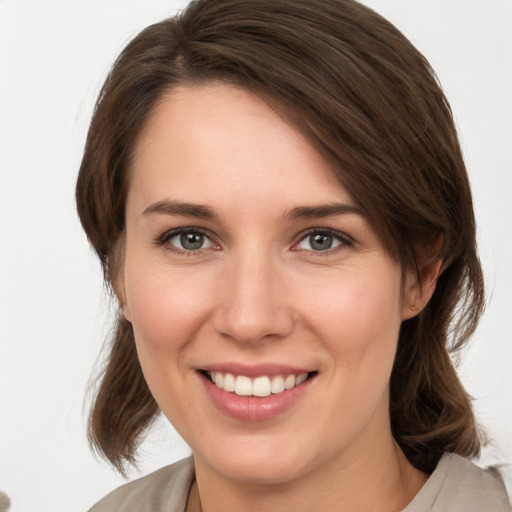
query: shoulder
[
  {"left": 404, "top": 453, "right": 511, "bottom": 511},
  {"left": 88, "top": 457, "right": 195, "bottom": 512}
]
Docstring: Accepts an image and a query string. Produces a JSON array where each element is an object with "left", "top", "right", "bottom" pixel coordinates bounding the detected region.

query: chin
[
  {"left": 192, "top": 432, "right": 324, "bottom": 485},
  {"left": 210, "top": 455, "right": 307, "bottom": 485}
]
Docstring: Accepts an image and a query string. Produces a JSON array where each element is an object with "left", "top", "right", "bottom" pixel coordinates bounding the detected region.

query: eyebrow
[
  {"left": 285, "top": 203, "right": 365, "bottom": 220},
  {"left": 142, "top": 200, "right": 217, "bottom": 219},
  {"left": 142, "top": 199, "right": 364, "bottom": 221}
]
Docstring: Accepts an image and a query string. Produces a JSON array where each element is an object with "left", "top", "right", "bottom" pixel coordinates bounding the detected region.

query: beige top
[{"left": 89, "top": 453, "right": 510, "bottom": 511}]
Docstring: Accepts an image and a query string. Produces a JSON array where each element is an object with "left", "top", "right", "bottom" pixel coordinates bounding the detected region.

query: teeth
[
  {"left": 284, "top": 374, "right": 296, "bottom": 389},
  {"left": 296, "top": 373, "right": 308, "bottom": 385},
  {"left": 223, "top": 372, "right": 235, "bottom": 392},
  {"left": 271, "top": 375, "right": 285, "bottom": 393},
  {"left": 214, "top": 372, "right": 224, "bottom": 388},
  {"left": 235, "top": 375, "right": 252, "bottom": 396},
  {"left": 208, "top": 371, "right": 310, "bottom": 396},
  {"left": 253, "top": 376, "right": 271, "bottom": 397}
]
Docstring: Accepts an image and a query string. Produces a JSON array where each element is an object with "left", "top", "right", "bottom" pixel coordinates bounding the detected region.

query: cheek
[
  {"left": 299, "top": 265, "right": 403, "bottom": 373},
  {"left": 307, "top": 263, "right": 401, "bottom": 330},
  {"left": 309, "top": 269, "right": 404, "bottom": 432},
  {"left": 122, "top": 260, "right": 219, "bottom": 421},
  {"left": 123, "top": 258, "right": 215, "bottom": 357}
]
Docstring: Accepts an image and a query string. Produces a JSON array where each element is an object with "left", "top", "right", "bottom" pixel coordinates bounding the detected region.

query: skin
[{"left": 119, "top": 83, "right": 436, "bottom": 512}]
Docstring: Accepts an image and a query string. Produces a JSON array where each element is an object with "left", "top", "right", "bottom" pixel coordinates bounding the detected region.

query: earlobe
[
  {"left": 112, "top": 268, "right": 131, "bottom": 322},
  {"left": 121, "top": 303, "right": 132, "bottom": 323},
  {"left": 114, "top": 281, "right": 132, "bottom": 323},
  {"left": 402, "top": 258, "right": 443, "bottom": 321},
  {"left": 109, "top": 238, "right": 132, "bottom": 322}
]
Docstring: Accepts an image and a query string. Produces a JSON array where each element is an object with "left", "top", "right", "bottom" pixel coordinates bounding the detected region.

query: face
[{"left": 121, "top": 84, "right": 415, "bottom": 485}]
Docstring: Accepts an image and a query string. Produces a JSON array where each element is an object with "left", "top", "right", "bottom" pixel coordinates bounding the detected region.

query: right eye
[
  {"left": 297, "top": 231, "right": 343, "bottom": 251},
  {"left": 159, "top": 229, "right": 217, "bottom": 253}
]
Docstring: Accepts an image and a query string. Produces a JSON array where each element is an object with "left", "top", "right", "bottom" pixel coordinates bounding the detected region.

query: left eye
[
  {"left": 297, "top": 231, "right": 344, "bottom": 251},
  {"left": 168, "top": 230, "right": 214, "bottom": 251}
]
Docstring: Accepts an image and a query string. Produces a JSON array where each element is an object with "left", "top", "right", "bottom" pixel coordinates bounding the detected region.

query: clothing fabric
[
  {"left": 402, "top": 454, "right": 510, "bottom": 511},
  {"left": 88, "top": 453, "right": 510, "bottom": 511}
]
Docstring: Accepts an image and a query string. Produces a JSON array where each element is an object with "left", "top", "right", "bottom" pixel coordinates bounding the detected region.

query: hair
[{"left": 76, "top": 0, "right": 484, "bottom": 475}]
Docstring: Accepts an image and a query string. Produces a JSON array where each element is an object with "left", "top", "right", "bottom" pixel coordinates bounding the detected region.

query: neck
[{"left": 187, "top": 426, "right": 428, "bottom": 512}]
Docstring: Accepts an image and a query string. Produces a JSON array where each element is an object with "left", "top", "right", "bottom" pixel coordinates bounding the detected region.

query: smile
[
  {"left": 199, "top": 365, "right": 318, "bottom": 421},
  {"left": 207, "top": 371, "right": 310, "bottom": 397}
]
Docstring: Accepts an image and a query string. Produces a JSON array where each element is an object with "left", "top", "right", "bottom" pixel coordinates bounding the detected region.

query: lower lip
[{"left": 199, "top": 373, "right": 315, "bottom": 422}]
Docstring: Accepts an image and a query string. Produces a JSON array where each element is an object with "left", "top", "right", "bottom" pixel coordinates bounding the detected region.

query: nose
[{"left": 212, "top": 249, "right": 294, "bottom": 344}]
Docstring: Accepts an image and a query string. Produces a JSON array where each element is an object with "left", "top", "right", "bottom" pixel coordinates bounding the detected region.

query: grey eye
[
  {"left": 298, "top": 232, "right": 342, "bottom": 251},
  {"left": 169, "top": 231, "right": 213, "bottom": 251}
]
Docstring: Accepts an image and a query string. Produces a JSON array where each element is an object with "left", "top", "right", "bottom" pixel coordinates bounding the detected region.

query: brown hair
[{"left": 76, "top": 0, "right": 484, "bottom": 475}]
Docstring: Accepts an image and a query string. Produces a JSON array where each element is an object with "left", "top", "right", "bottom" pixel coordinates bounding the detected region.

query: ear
[
  {"left": 402, "top": 257, "right": 443, "bottom": 321},
  {"left": 110, "top": 238, "right": 132, "bottom": 323},
  {"left": 113, "top": 270, "right": 132, "bottom": 323},
  {"left": 122, "top": 304, "right": 132, "bottom": 323}
]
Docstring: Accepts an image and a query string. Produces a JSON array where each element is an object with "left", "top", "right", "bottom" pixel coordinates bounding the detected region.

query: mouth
[
  {"left": 198, "top": 366, "right": 318, "bottom": 421},
  {"left": 202, "top": 370, "right": 318, "bottom": 397}
]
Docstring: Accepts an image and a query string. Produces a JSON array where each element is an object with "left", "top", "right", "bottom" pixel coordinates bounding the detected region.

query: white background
[{"left": 1, "top": 1, "right": 511, "bottom": 510}]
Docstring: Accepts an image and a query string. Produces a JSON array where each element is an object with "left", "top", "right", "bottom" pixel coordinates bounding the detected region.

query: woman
[{"left": 76, "top": 0, "right": 510, "bottom": 510}]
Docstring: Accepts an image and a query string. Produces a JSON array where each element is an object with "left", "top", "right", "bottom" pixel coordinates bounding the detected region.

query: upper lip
[{"left": 199, "top": 362, "right": 314, "bottom": 378}]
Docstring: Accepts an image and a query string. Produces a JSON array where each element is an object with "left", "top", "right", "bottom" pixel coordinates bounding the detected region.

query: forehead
[{"left": 128, "top": 83, "right": 355, "bottom": 215}]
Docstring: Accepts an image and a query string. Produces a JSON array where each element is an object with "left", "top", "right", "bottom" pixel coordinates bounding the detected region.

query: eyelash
[
  {"left": 292, "top": 228, "right": 354, "bottom": 255},
  {"left": 154, "top": 227, "right": 354, "bottom": 255},
  {"left": 154, "top": 227, "right": 219, "bottom": 256}
]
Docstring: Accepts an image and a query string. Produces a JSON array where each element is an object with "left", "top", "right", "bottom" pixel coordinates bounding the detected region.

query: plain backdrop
[{"left": 1, "top": 1, "right": 511, "bottom": 511}]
